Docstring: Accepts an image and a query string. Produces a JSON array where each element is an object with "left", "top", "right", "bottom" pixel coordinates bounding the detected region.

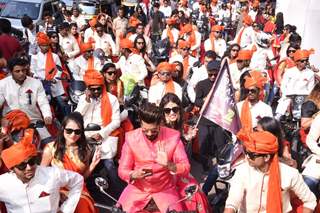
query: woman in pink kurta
[{"left": 118, "top": 126, "right": 191, "bottom": 213}]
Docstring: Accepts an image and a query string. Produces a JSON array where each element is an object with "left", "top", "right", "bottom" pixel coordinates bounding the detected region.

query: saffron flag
[{"left": 199, "top": 58, "right": 241, "bottom": 135}]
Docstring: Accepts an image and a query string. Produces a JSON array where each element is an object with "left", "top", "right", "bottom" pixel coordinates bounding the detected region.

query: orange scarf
[
  {"left": 209, "top": 33, "right": 216, "bottom": 52},
  {"left": 87, "top": 57, "right": 94, "bottom": 70},
  {"left": 45, "top": 49, "right": 57, "bottom": 81},
  {"left": 101, "top": 87, "right": 112, "bottom": 126},
  {"left": 182, "top": 56, "right": 189, "bottom": 80},
  {"left": 165, "top": 80, "right": 175, "bottom": 94},
  {"left": 236, "top": 27, "right": 245, "bottom": 45},
  {"left": 167, "top": 27, "right": 174, "bottom": 45},
  {"left": 188, "top": 31, "right": 197, "bottom": 57},
  {"left": 240, "top": 98, "right": 252, "bottom": 133}
]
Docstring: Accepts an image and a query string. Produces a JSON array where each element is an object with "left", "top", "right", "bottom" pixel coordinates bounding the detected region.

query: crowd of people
[{"left": 0, "top": 0, "right": 320, "bottom": 212}]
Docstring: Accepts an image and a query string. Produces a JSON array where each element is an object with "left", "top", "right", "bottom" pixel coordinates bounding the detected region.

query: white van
[{"left": 0, "top": 0, "right": 59, "bottom": 31}]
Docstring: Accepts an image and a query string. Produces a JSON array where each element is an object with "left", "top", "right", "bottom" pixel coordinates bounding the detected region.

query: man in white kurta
[
  {"left": 59, "top": 24, "right": 80, "bottom": 61},
  {"left": 204, "top": 25, "right": 227, "bottom": 58},
  {"left": 233, "top": 15, "right": 255, "bottom": 49},
  {"left": 93, "top": 23, "right": 116, "bottom": 56},
  {"left": 72, "top": 54, "right": 103, "bottom": 80}
]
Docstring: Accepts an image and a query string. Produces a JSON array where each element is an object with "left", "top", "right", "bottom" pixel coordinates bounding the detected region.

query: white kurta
[
  {"left": 0, "top": 76, "right": 52, "bottom": 121},
  {"left": 225, "top": 161, "right": 316, "bottom": 213},
  {"left": 161, "top": 28, "right": 180, "bottom": 44},
  {"left": 93, "top": 32, "right": 116, "bottom": 56},
  {"left": 233, "top": 26, "right": 255, "bottom": 49},
  {"left": 59, "top": 33, "right": 80, "bottom": 59},
  {"left": 71, "top": 15, "right": 87, "bottom": 29},
  {"left": 204, "top": 37, "right": 227, "bottom": 57},
  {"left": 84, "top": 28, "right": 95, "bottom": 43},
  {"left": 250, "top": 46, "right": 276, "bottom": 73},
  {"left": 0, "top": 166, "right": 83, "bottom": 213},
  {"left": 30, "top": 51, "right": 64, "bottom": 97},
  {"left": 72, "top": 56, "right": 103, "bottom": 80},
  {"left": 148, "top": 81, "right": 183, "bottom": 105},
  {"left": 237, "top": 100, "right": 273, "bottom": 128}
]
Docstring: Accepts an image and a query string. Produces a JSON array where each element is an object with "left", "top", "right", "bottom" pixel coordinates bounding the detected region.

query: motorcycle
[{"left": 151, "top": 38, "right": 171, "bottom": 66}]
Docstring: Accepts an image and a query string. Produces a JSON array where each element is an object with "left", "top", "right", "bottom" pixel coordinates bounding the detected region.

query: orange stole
[{"left": 62, "top": 155, "right": 98, "bottom": 213}]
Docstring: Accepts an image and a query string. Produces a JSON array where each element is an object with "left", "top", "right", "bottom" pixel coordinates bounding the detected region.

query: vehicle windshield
[{"left": 0, "top": 1, "right": 41, "bottom": 20}]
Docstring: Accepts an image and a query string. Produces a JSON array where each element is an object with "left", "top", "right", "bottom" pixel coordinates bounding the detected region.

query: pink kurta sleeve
[
  {"left": 172, "top": 140, "right": 190, "bottom": 176},
  {"left": 118, "top": 141, "right": 134, "bottom": 183}
]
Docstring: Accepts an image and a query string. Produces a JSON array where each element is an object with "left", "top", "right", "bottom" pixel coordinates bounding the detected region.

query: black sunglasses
[
  {"left": 288, "top": 49, "right": 296, "bottom": 53},
  {"left": 247, "top": 88, "right": 259, "bottom": 94},
  {"left": 15, "top": 157, "right": 37, "bottom": 170},
  {"left": 231, "top": 49, "right": 239, "bottom": 52},
  {"left": 299, "top": 59, "right": 309, "bottom": 63},
  {"left": 164, "top": 106, "right": 180, "bottom": 114},
  {"left": 244, "top": 149, "right": 266, "bottom": 160},
  {"left": 89, "top": 87, "right": 102, "bottom": 92},
  {"left": 106, "top": 71, "right": 116, "bottom": 76},
  {"left": 64, "top": 128, "right": 82, "bottom": 135},
  {"left": 159, "top": 72, "right": 171, "bottom": 76}
]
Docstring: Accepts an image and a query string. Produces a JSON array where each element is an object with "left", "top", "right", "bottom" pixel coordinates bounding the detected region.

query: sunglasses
[
  {"left": 159, "top": 72, "right": 171, "bottom": 76},
  {"left": 15, "top": 157, "right": 37, "bottom": 170},
  {"left": 288, "top": 49, "right": 296, "bottom": 53},
  {"left": 298, "top": 59, "right": 309, "bottom": 63},
  {"left": 247, "top": 88, "right": 259, "bottom": 94},
  {"left": 208, "top": 73, "right": 217, "bottom": 77},
  {"left": 89, "top": 87, "right": 102, "bottom": 92},
  {"left": 214, "top": 31, "right": 222, "bottom": 33},
  {"left": 244, "top": 149, "right": 266, "bottom": 160},
  {"left": 231, "top": 49, "right": 239, "bottom": 52},
  {"left": 64, "top": 128, "right": 82, "bottom": 135},
  {"left": 182, "top": 48, "right": 189, "bottom": 51},
  {"left": 164, "top": 106, "right": 180, "bottom": 114},
  {"left": 137, "top": 42, "right": 145, "bottom": 45},
  {"left": 106, "top": 71, "right": 116, "bottom": 75}
]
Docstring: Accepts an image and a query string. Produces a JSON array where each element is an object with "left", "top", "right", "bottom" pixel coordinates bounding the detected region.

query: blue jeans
[
  {"left": 303, "top": 175, "right": 319, "bottom": 198},
  {"left": 202, "top": 165, "right": 219, "bottom": 195}
]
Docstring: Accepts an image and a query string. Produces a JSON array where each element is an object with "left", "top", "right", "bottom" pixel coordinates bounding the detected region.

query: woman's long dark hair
[
  {"left": 257, "top": 117, "right": 284, "bottom": 157},
  {"left": 159, "top": 93, "right": 184, "bottom": 130},
  {"left": 54, "top": 112, "right": 88, "bottom": 162},
  {"left": 222, "top": 43, "right": 240, "bottom": 60},
  {"left": 134, "top": 34, "right": 147, "bottom": 54}
]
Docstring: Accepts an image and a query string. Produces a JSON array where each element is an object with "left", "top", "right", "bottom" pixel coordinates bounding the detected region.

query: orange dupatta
[
  {"left": 167, "top": 27, "right": 175, "bottom": 45},
  {"left": 209, "top": 33, "right": 216, "bottom": 52},
  {"left": 183, "top": 56, "right": 189, "bottom": 80},
  {"left": 165, "top": 80, "right": 175, "bottom": 94},
  {"left": 87, "top": 57, "right": 94, "bottom": 70},
  {"left": 236, "top": 27, "right": 245, "bottom": 46},
  {"left": 45, "top": 49, "right": 57, "bottom": 81}
]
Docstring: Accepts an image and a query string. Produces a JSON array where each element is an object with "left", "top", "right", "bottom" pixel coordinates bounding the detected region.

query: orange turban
[
  {"left": 157, "top": 62, "right": 176, "bottom": 73},
  {"left": 211, "top": 25, "right": 224, "bottom": 32},
  {"left": 4, "top": 110, "right": 30, "bottom": 133},
  {"left": 293, "top": 49, "right": 315, "bottom": 62},
  {"left": 244, "top": 70, "right": 267, "bottom": 89},
  {"left": 80, "top": 42, "right": 93, "bottom": 53},
  {"left": 83, "top": 69, "right": 104, "bottom": 86},
  {"left": 252, "top": 0, "right": 260, "bottom": 8},
  {"left": 129, "top": 16, "right": 141, "bottom": 28},
  {"left": 119, "top": 38, "right": 134, "bottom": 49},
  {"left": 237, "top": 50, "right": 253, "bottom": 61},
  {"left": 243, "top": 15, "right": 253, "bottom": 26},
  {"left": 89, "top": 17, "right": 97, "bottom": 27},
  {"left": 180, "top": 0, "right": 188, "bottom": 6},
  {"left": 36, "top": 32, "right": 50, "bottom": 45},
  {"left": 237, "top": 129, "right": 281, "bottom": 213},
  {"left": 178, "top": 40, "right": 190, "bottom": 49},
  {"left": 1, "top": 129, "right": 37, "bottom": 169}
]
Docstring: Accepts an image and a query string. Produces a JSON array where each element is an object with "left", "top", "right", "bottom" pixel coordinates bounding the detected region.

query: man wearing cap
[
  {"left": 233, "top": 14, "right": 255, "bottom": 49},
  {"left": 116, "top": 38, "right": 148, "bottom": 86},
  {"left": 224, "top": 130, "right": 316, "bottom": 213},
  {"left": 76, "top": 70, "right": 122, "bottom": 190},
  {"left": 204, "top": 25, "right": 227, "bottom": 58},
  {"left": 276, "top": 49, "right": 316, "bottom": 118},
  {"left": 195, "top": 60, "right": 229, "bottom": 172},
  {"left": 0, "top": 129, "right": 83, "bottom": 213},
  {"left": 148, "top": 62, "right": 183, "bottom": 105},
  {"left": 72, "top": 42, "right": 103, "bottom": 80},
  {"left": 236, "top": 70, "right": 273, "bottom": 131}
]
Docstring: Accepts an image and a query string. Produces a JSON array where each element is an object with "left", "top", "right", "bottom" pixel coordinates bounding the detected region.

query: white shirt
[
  {"left": 129, "top": 34, "right": 152, "bottom": 54},
  {"left": 148, "top": 81, "right": 182, "bottom": 105},
  {"left": 159, "top": 5, "right": 172, "bottom": 18},
  {"left": 93, "top": 32, "right": 116, "bottom": 56},
  {"left": 59, "top": 33, "right": 80, "bottom": 59},
  {"left": 161, "top": 28, "right": 180, "bottom": 44},
  {"left": 281, "top": 66, "right": 315, "bottom": 96},
  {"left": 237, "top": 100, "right": 273, "bottom": 128},
  {"left": 30, "top": 51, "right": 64, "bottom": 97},
  {"left": 229, "top": 62, "right": 241, "bottom": 90},
  {"left": 225, "top": 161, "right": 317, "bottom": 212},
  {"left": 71, "top": 15, "right": 87, "bottom": 29},
  {"left": 0, "top": 166, "right": 83, "bottom": 213},
  {"left": 248, "top": 9, "right": 258, "bottom": 21},
  {"left": 75, "top": 92, "right": 120, "bottom": 140},
  {"left": 233, "top": 26, "right": 255, "bottom": 49},
  {"left": 116, "top": 53, "right": 148, "bottom": 86},
  {"left": 250, "top": 46, "right": 276, "bottom": 72},
  {"left": 0, "top": 76, "right": 52, "bottom": 121},
  {"left": 189, "top": 65, "right": 208, "bottom": 89},
  {"left": 23, "top": 26, "right": 44, "bottom": 55},
  {"left": 84, "top": 28, "right": 95, "bottom": 43},
  {"left": 204, "top": 37, "right": 227, "bottom": 57},
  {"left": 72, "top": 56, "right": 103, "bottom": 80}
]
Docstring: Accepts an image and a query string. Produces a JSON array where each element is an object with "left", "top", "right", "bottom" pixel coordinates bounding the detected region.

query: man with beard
[
  {"left": 118, "top": 102, "right": 190, "bottom": 212},
  {"left": 0, "top": 129, "right": 83, "bottom": 213}
]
